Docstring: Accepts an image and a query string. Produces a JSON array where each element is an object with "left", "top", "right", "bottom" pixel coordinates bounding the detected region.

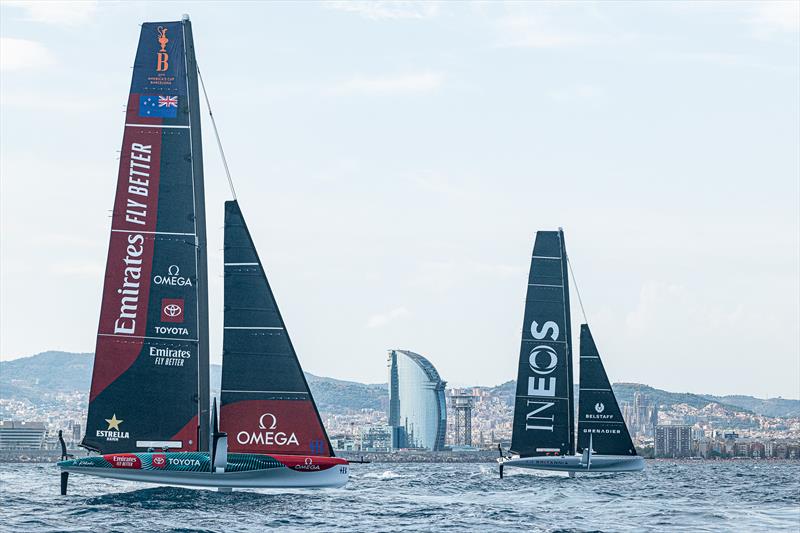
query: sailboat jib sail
[
  {"left": 510, "top": 230, "right": 575, "bottom": 457},
  {"left": 220, "top": 201, "right": 333, "bottom": 457},
  {"left": 577, "top": 325, "right": 637, "bottom": 456},
  {"left": 82, "top": 20, "right": 206, "bottom": 454}
]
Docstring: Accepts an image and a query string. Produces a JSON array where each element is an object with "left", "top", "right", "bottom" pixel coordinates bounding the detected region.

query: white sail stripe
[
  {"left": 98, "top": 333, "right": 198, "bottom": 342},
  {"left": 528, "top": 283, "right": 563, "bottom": 288},
  {"left": 531, "top": 255, "right": 561, "bottom": 260},
  {"left": 136, "top": 440, "right": 183, "bottom": 448},
  {"left": 221, "top": 389, "right": 308, "bottom": 394},
  {"left": 224, "top": 326, "right": 284, "bottom": 330},
  {"left": 111, "top": 229, "right": 196, "bottom": 236},
  {"left": 580, "top": 356, "right": 600, "bottom": 359},
  {"left": 125, "top": 123, "right": 190, "bottom": 129},
  {"left": 580, "top": 388, "right": 612, "bottom": 391},
  {"left": 224, "top": 262, "right": 259, "bottom": 266},
  {"left": 522, "top": 339, "right": 567, "bottom": 344},
  {"left": 515, "top": 395, "right": 570, "bottom": 401}
]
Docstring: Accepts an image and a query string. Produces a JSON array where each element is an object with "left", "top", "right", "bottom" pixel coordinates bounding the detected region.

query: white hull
[
  {"left": 61, "top": 464, "right": 349, "bottom": 489},
  {"left": 500, "top": 454, "right": 644, "bottom": 473}
]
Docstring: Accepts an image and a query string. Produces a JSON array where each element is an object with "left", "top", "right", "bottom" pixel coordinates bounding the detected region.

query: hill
[
  {"left": 0, "top": 352, "right": 386, "bottom": 415},
  {"left": 1, "top": 352, "right": 797, "bottom": 418},
  {"left": 485, "top": 380, "right": 794, "bottom": 419}
]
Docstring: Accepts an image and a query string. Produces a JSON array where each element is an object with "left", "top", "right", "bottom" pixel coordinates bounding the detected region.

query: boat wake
[{"left": 360, "top": 470, "right": 402, "bottom": 480}]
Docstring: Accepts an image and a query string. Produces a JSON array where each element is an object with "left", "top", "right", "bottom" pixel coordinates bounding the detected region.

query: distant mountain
[
  {"left": 0, "top": 351, "right": 93, "bottom": 393},
  {"left": 705, "top": 394, "right": 800, "bottom": 419},
  {"left": 485, "top": 380, "right": 796, "bottom": 419},
  {"left": 1, "top": 352, "right": 797, "bottom": 418},
  {"left": 0, "top": 351, "right": 387, "bottom": 415},
  {"left": 304, "top": 373, "right": 387, "bottom": 412}
]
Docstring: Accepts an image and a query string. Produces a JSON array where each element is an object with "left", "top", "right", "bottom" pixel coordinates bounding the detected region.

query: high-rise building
[
  {"left": 0, "top": 421, "right": 47, "bottom": 450},
  {"left": 387, "top": 349, "right": 447, "bottom": 451},
  {"left": 630, "top": 391, "right": 658, "bottom": 437},
  {"left": 655, "top": 424, "right": 692, "bottom": 457}
]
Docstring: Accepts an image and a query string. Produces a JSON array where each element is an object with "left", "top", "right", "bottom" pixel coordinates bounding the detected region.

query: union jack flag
[
  {"left": 158, "top": 95, "right": 178, "bottom": 108},
  {"left": 139, "top": 94, "right": 178, "bottom": 118}
]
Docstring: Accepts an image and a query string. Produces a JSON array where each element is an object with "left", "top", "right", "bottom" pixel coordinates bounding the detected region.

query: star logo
[{"left": 105, "top": 414, "right": 123, "bottom": 431}]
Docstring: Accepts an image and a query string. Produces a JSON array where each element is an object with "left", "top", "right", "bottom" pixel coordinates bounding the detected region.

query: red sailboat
[{"left": 58, "top": 15, "right": 348, "bottom": 493}]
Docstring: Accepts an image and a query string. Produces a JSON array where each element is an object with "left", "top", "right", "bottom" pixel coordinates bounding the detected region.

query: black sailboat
[
  {"left": 500, "top": 229, "right": 643, "bottom": 476},
  {"left": 58, "top": 16, "right": 348, "bottom": 492}
]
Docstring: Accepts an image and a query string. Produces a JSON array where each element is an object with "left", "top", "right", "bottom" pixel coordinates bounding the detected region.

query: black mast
[
  {"left": 560, "top": 228, "right": 575, "bottom": 456},
  {"left": 182, "top": 15, "right": 210, "bottom": 452}
]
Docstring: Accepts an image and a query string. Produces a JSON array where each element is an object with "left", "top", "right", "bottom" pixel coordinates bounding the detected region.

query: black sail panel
[
  {"left": 577, "top": 325, "right": 637, "bottom": 455},
  {"left": 511, "top": 230, "right": 575, "bottom": 457},
  {"left": 82, "top": 20, "right": 205, "bottom": 454},
  {"left": 220, "top": 201, "right": 333, "bottom": 457}
]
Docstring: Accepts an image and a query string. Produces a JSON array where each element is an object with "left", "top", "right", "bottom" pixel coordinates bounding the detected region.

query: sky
[{"left": 1, "top": 1, "right": 798, "bottom": 399}]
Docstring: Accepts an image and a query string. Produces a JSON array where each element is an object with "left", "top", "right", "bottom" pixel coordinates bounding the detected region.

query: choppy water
[{"left": 0, "top": 461, "right": 798, "bottom": 532}]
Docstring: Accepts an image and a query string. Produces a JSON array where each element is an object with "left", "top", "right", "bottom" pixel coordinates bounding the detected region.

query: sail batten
[
  {"left": 510, "top": 230, "right": 575, "bottom": 457},
  {"left": 220, "top": 201, "right": 334, "bottom": 457}
]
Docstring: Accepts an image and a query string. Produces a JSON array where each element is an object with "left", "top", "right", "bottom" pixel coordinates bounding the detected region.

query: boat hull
[
  {"left": 501, "top": 454, "right": 644, "bottom": 473},
  {"left": 59, "top": 452, "right": 349, "bottom": 489}
]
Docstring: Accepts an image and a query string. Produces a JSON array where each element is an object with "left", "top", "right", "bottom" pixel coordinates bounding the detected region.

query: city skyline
[{"left": 1, "top": 2, "right": 798, "bottom": 399}]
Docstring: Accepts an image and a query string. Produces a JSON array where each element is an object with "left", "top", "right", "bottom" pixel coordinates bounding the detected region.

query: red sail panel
[
  {"left": 82, "top": 21, "right": 203, "bottom": 454},
  {"left": 221, "top": 400, "right": 330, "bottom": 456}
]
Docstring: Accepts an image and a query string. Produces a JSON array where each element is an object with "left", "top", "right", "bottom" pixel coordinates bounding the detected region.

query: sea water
[{"left": 0, "top": 460, "right": 798, "bottom": 532}]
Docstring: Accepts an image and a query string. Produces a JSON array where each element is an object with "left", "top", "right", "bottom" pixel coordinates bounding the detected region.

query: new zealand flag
[{"left": 139, "top": 95, "right": 178, "bottom": 118}]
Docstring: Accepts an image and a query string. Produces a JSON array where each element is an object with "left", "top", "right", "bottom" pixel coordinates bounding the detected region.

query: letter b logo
[{"left": 157, "top": 52, "right": 169, "bottom": 72}]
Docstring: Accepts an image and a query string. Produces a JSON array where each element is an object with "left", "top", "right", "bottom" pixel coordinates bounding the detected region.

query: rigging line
[
  {"left": 566, "top": 253, "right": 589, "bottom": 324},
  {"left": 196, "top": 62, "right": 238, "bottom": 200}
]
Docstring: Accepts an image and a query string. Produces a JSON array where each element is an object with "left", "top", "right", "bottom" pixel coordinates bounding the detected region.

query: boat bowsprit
[{"left": 58, "top": 452, "right": 349, "bottom": 489}]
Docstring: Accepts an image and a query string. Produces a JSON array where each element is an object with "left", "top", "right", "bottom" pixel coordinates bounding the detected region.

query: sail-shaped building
[{"left": 387, "top": 350, "right": 447, "bottom": 451}]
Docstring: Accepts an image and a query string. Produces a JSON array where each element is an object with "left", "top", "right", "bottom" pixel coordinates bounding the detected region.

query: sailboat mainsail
[
  {"left": 577, "top": 325, "right": 636, "bottom": 455},
  {"left": 82, "top": 19, "right": 209, "bottom": 454},
  {"left": 510, "top": 230, "right": 575, "bottom": 457},
  {"left": 220, "top": 201, "right": 334, "bottom": 457}
]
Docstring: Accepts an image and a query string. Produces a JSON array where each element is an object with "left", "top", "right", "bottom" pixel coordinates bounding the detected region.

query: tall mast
[
  {"left": 559, "top": 228, "right": 575, "bottom": 456},
  {"left": 182, "top": 14, "right": 210, "bottom": 452}
]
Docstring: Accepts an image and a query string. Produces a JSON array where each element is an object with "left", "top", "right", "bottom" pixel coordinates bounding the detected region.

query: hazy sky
[{"left": 1, "top": 1, "right": 798, "bottom": 398}]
